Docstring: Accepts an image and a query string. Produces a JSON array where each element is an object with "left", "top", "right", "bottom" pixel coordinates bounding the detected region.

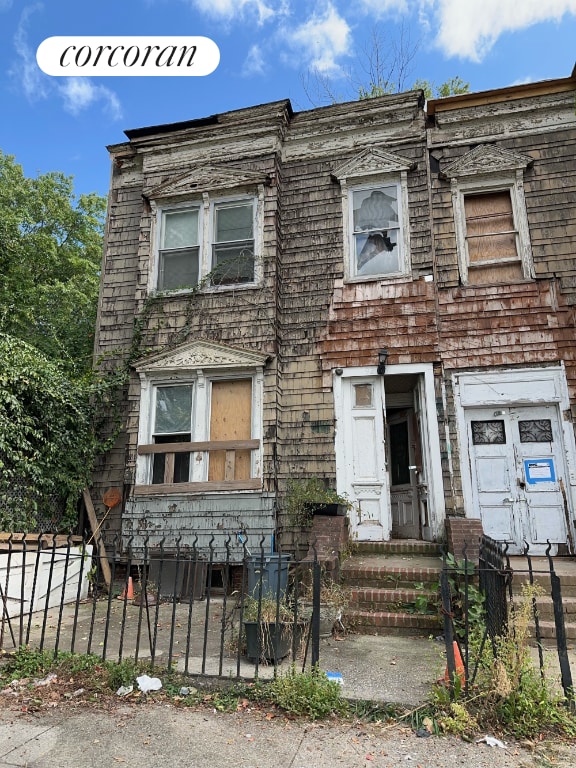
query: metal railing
[
  {"left": 440, "top": 536, "right": 575, "bottom": 707},
  {"left": 0, "top": 533, "right": 323, "bottom": 679}
]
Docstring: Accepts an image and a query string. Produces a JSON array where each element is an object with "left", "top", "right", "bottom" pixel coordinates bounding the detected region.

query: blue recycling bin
[{"left": 247, "top": 553, "right": 291, "bottom": 598}]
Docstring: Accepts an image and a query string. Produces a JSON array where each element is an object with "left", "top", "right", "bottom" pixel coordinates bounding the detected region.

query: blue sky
[{"left": 1, "top": 0, "right": 575, "bottom": 199}]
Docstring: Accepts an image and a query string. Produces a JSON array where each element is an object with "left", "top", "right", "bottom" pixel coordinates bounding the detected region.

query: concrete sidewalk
[{"left": 1, "top": 696, "right": 574, "bottom": 768}]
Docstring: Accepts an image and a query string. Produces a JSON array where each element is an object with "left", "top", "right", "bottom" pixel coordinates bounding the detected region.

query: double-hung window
[
  {"left": 158, "top": 208, "right": 200, "bottom": 291},
  {"left": 156, "top": 196, "right": 257, "bottom": 292},
  {"left": 212, "top": 200, "right": 255, "bottom": 285},
  {"left": 351, "top": 184, "right": 402, "bottom": 277}
]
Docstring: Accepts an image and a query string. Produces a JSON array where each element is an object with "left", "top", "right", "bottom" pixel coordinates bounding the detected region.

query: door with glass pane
[
  {"left": 339, "top": 377, "right": 390, "bottom": 541},
  {"left": 466, "top": 405, "right": 569, "bottom": 554}
]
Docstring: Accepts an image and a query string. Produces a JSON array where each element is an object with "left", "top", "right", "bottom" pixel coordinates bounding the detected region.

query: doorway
[
  {"left": 334, "top": 364, "right": 443, "bottom": 542},
  {"left": 465, "top": 404, "right": 572, "bottom": 554}
]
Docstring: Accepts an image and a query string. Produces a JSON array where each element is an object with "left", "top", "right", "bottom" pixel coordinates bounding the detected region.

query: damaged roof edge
[
  {"left": 427, "top": 64, "right": 576, "bottom": 116},
  {"left": 123, "top": 98, "right": 294, "bottom": 141}
]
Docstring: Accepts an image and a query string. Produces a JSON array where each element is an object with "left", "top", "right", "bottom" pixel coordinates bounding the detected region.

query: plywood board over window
[
  {"left": 464, "top": 191, "right": 523, "bottom": 284},
  {"left": 209, "top": 379, "right": 252, "bottom": 481}
]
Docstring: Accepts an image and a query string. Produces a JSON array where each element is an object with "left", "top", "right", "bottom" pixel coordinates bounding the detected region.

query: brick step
[
  {"left": 510, "top": 578, "right": 576, "bottom": 600},
  {"left": 355, "top": 540, "right": 442, "bottom": 556},
  {"left": 349, "top": 586, "right": 438, "bottom": 613},
  {"left": 341, "top": 563, "right": 442, "bottom": 590},
  {"left": 343, "top": 608, "right": 441, "bottom": 636}
]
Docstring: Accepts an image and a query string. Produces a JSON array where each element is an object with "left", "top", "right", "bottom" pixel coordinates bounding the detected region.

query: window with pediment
[
  {"left": 333, "top": 148, "right": 414, "bottom": 282},
  {"left": 442, "top": 145, "right": 534, "bottom": 285},
  {"left": 146, "top": 167, "right": 265, "bottom": 293},
  {"left": 134, "top": 340, "right": 266, "bottom": 494}
]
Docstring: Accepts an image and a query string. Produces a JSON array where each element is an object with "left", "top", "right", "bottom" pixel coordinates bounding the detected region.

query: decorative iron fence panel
[{"left": 0, "top": 534, "right": 322, "bottom": 680}]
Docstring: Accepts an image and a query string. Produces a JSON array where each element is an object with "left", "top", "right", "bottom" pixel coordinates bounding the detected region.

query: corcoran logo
[{"left": 37, "top": 36, "right": 220, "bottom": 76}]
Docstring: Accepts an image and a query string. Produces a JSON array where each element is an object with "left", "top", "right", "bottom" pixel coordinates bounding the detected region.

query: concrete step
[
  {"left": 528, "top": 619, "right": 576, "bottom": 642},
  {"left": 343, "top": 608, "right": 441, "bottom": 636}
]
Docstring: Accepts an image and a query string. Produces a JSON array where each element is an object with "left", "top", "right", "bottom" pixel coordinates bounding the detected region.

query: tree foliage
[
  {"left": 0, "top": 151, "right": 106, "bottom": 376},
  {"left": 0, "top": 152, "right": 107, "bottom": 531},
  {"left": 0, "top": 334, "right": 96, "bottom": 531},
  {"left": 302, "top": 23, "right": 470, "bottom": 106}
]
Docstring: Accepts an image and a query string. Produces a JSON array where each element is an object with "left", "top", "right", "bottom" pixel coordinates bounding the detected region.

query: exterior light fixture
[{"left": 377, "top": 348, "right": 388, "bottom": 375}]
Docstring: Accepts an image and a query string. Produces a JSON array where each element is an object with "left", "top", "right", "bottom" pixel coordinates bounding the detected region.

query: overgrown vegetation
[
  {"left": 285, "top": 477, "right": 352, "bottom": 528},
  {"left": 0, "top": 151, "right": 108, "bottom": 531},
  {"left": 423, "top": 581, "right": 576, "bottom": 740}
]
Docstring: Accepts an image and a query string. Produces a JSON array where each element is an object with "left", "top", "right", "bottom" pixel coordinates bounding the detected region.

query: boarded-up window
[
  {"left": 464, "top": 191, "right": 523, "bottom": 284},
  {"left": 208, "top": 379, "right": 252, "bottom": 481}
]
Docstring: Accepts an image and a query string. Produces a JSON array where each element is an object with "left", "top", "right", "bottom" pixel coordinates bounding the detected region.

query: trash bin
[{"left": 247, "top": 553, "right": 291, "bottom": 598}]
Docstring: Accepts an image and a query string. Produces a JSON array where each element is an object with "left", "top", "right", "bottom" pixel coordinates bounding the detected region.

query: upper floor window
[
  {"left": 155, "top": 195, "right": 257, "bottom": 293},
  {"left": 212, "top": 201, "right": 255, "bottom": 285},
  {"left": 442, "top": 145, "right": 534, "bottom": 286},
  {"left": 351, "top": 184, "right": 402, "bottom": 278},
  {"left": 332, "top": 147, "right": 415, "bottom": 283},
  {"left": 158, "top": 208, "right": 200, "bottom": 291},
  {"left": 462, "top": 190, "right": 523, "bottom": 285}
]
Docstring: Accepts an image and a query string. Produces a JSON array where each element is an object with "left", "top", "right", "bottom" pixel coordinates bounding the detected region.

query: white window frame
[
  {"left": 135, "top": 369, "right": 263, "bottom": 489},
  {"left": 342, "top": 175, "right": 411, "bottom": 282},
  {"left": 155, "top": 202, "right": 202, "bottom": 293},
  {"left": 150, "top": 188, "right": 264, "bottom": 294},
  {"left": 452, "top": 173, "right": 534, "bottom": 285}
]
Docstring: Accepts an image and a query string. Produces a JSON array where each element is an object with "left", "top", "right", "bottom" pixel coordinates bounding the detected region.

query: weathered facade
[{"left": 92, "top": 67, "right": 576, "bottom": 559}]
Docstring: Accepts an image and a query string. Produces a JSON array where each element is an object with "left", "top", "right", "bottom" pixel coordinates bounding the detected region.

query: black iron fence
[
  {"left": 0, "top": 533, "right": 324, "bottom": 679},
  {"left": 440, "top": 536, "right": 575, "bottom": 707}
]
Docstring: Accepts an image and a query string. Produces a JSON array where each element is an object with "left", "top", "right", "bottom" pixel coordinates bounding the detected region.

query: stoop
[{"left": 341, "top": 540, "right": 443, "bottom": 636}]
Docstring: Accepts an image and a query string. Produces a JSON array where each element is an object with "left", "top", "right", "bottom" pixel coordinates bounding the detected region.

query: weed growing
[
  {"left": 427, "top": 582, "right": 576, "bottom": 740},
  {"left": 268, "top": 665, "right": 347, "bottom": 720}
]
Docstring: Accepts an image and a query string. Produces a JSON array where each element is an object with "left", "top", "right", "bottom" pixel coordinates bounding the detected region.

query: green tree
[
  {"left": 0, "top": 333, "right": 96, "bottom": 531},
  {"left": 302, "top": 24, "right": 470, "bottom": 106},
  {"left": 0, "top": 152, "right": 107, "bottom": 531},
  {"left": 0, "top": 151, "right": 106, "bottom": 376}
]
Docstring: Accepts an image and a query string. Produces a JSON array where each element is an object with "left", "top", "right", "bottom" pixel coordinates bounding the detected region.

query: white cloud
[
  {"left": 187, "top": 0, "right": 285, "bottom": 25},
  {"left": 10, "top": 3, "right": 51, "bottom": 101},
  {"left": 0, "top": 0, "right": 13, "bottom": 10},
  {"left": 9, "top": 4, "right": 122, "bottom": 119},
  {"left": 282, "top": 2, "right": 352, "bottom": 74},
  {"left": 58, "top": 78, "right": 123, "bottom": 120},
  {"left": 357, "top": 0, "right": 409, "bottom": 16},
  {"left": 242, "top": 44, "right": 266, "bottom": 76},
  {"left": 430, "top": 0, "right": 576, "bottom": 61}
]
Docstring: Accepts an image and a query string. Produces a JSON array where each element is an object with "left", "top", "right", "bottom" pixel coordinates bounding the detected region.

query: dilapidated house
[{"left": 91, "top": 66, "right": 576, "bottom": 561}]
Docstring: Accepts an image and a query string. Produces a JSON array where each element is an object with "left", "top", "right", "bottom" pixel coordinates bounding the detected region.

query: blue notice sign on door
[{"left": 524, "top": 458, "right": 556, "bottom": 484}]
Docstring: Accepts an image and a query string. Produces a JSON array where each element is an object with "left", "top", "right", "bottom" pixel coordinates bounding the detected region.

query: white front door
[
  {"left": 337, "top": 376, "right": 390, "bottom": 541},
  {"left": 466, "top": 405, "right": 570, "bottom": 555}
]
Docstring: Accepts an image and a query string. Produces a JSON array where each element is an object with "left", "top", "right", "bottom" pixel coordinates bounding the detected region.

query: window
[
  {"left": 134, "top": 340, "right": 268, "bottom": 495},
  {"left": 151, "top": 384, "right": 193, "bottom": 484},
  {"left": 351, "top": 185, "right": 402, "bottom": 277},
  {"left": 462, "top": 190, "right": 523, "bottom": 284},
  {"left": 158, "top": 209, "right": 200, "bottom": 291},
  {"left": 443, "top": 144, "right": 534, "bottom": 286},
  {"left": 332, "top": 147, "right": 414, "bottom": 283},
  {"left": 155, "top": 196, "right": 257, "bottom": 292},
  {"left": 145, "top": 377, "right": 254, "bottom": 486},
  {"left": 212, "top": 201, "right": 255, "bottom": 285}
]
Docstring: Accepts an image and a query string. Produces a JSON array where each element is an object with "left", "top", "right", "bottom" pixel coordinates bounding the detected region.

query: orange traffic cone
[
  {"left": 118, "top": 576, "right": 134, "bottom": 601},
  {"left": 444, "top": 641, "right": 466, "bottom": 687}
]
